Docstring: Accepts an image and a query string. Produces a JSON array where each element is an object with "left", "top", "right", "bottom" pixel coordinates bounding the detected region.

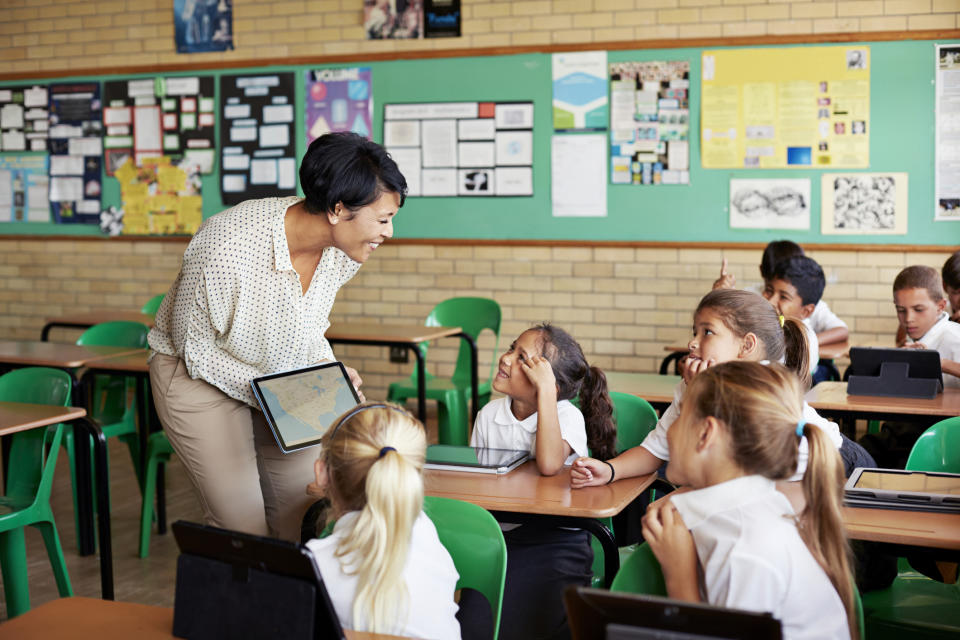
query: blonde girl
[
  {"left": 305, "top": 402, "right": 461, "bottom": 639},
  {"left": 644, "top": 361, "right": 856, "bottom": 640}
]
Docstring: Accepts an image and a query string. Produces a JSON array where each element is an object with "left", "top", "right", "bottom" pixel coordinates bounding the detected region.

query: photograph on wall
[
  {"left": 363, "top": 0, "right": 459, "bottom": 39},
  {"left": 0, "top": 155, "right": 48, "bottom": 223},
  {"left": 552, "top": 51, "right": 608, "bottom": 131},
  {"left": 114, "top": 155, "right": 202, "bottom": 235},
  {"left": 729, "top": 178, "right": 810, "bottom": 230},
  {"left": 821, "top": 172, "right": 908, "bottom": 235},
  {"left": 0, "top": 84, "right": 48, "bottom": 152},
  {"left": 174, "top": 0, "right": 233, "bottom": 53},
  {"left": 48, "top": 82, "right": 103, "bottom": 224},
  {"left": 220, "top": 72, "right": 297, "bottom": 205},
  {"left": 609, "top": 60, "right": 690, "bottom": 185},
  {"left": 936, "top": 44, "right": 960, "bottom": 221},
  {"left": 305, "top": 67, "right": 372, "bottom": 144}
]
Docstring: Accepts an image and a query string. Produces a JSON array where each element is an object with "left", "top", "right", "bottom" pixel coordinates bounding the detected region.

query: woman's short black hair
[{"left": 299, "top": 132, "right": 407, "bottom": 217}]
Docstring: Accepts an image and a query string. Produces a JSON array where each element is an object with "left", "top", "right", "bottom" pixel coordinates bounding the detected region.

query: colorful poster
[
  {"left": 701, "top": 46, "right": 870, "bottom": 169},
  {"left": 220, "top": 72, "right": 297, "bottom": 205},
  {"left": 174, "top": 0, "right": 233, "bottom": 53},
  {"left": 552, "top": 51, "right": 608, "bottom": 131},
  {"left": 0, "top": 155, "right": 49, "bottom": 222},
  {"left": 729, "top": 178, "right": 810, "bottom": 230},
  {"left": 609, "top": 60, "right": 690, "bottom": 185},
  {"left": 0, "top": 84, "right": 48, "bottom": 152},
  {"left": 936, "top": 44, "right": 960, "bottom": 221},
  {"left": 115, "top": 156, "right": 202, "bottom": 235},
  {"left": 49, "top": 82, "right": 102, "bottom": 224},
  {"left": 821, "top": 173, "right": 907, "bottom": 235},
  {"left": 305, "top": 68, "right": 373, "bottom": 144}
]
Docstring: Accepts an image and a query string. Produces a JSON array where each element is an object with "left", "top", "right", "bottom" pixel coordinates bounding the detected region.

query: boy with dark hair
[
  {"left": 761, "top": 255, "right": 824, "bottom": 377},
  {"left": 894, "top": 265, "right": 960, "bottom": 388},
  {"left": 943, "top": 250, "right": 960, "bottom": 323}
]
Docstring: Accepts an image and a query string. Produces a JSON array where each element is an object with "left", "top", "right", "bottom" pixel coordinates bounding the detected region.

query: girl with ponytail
[
  {"left": 306, "top": 402, "right": 461, "bottom": 638},
  {"left": 643, "top": 361, "right": 856, "bottom": 640}
]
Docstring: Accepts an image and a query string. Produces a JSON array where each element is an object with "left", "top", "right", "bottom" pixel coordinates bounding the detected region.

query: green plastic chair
[
  {"left": 862, "top": 416, "right": 960, "bottom": 640},
  {"left": 138, "top": 431, "right": 175, "bottom": 557},
  {"left": 0, "top": 367, "right": 74, "bottom": 617},
  {"left": 140, "top": 294, "right": 164, "bottom": 315},
  {"left": 387, "top": 298, "right": 501, "bottom": 445},
  {"left": 424, "top": 496, "right": 507, "bottom": 640}
]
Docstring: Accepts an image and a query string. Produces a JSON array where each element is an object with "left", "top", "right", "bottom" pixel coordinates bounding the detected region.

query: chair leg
[
  {"left": 118, "top": 431, "right": 143, "bottom": 493},
  {"left": 139, "top": 449, "right": 161, "bottom": 558},
  {"left": 34, "top": 520, "right": 73, "bottom": 597},
  {"left": 0, "top": 528, "right": 30, "bottom": 617}
]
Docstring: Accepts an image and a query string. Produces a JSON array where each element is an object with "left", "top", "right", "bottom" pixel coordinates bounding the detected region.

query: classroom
[{"left": 0, "top": 0, "right": 959, "bottom": 638}]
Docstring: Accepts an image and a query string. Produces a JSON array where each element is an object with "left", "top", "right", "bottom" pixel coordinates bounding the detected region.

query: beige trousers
[{"left": 149, "top": 353, "right": 316, "bottom": 541}]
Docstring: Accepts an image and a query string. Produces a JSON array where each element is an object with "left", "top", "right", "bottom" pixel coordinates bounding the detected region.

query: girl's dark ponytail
[
  {"left": 782, "top": 316, "right": 811, "bottom": 389},
  {"left": 580, "top": 366, "right": 617, "bottom": 461}
]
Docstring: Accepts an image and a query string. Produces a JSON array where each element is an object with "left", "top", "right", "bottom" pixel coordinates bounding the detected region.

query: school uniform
[
  {"left": 908, "top": 311, "right": 960, "bottom": 388},
  {"left": 670, "top": 475, "right": 851, "bottom": 640},
  {"left": 305, "top": 510, "right": 462, "bottom": 640},
  {"left": 470, "top": 396, "right": 588, "bottom": 463},
  {"left": 808, "top": 300, "right": 848, "bottom": 334}
]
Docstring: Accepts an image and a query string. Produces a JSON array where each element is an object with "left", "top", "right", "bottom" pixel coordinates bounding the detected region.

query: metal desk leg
[
  {"left": 578, "top": 518, "right": 619, "bottom": 589},
  {"left": 76, "top": 372, "right": 97, "bottom": 556},
  {"left": 72, "top": 417, "right": 113, "bottom": 600},
  {"left": 411, "top": 344, "right": 427, "bottom": 423}
]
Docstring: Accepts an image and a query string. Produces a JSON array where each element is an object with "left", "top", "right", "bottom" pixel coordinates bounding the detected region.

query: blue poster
[{"left": 174, "top": 0, "right": 233, "bottom": 53}]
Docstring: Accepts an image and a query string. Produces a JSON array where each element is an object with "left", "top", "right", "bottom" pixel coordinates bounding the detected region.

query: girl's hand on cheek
[
  {"left": 520, "top": 352, "right": 557, "bottom": 396},
  {"left": 681, "top": 356, "right": 716, "bottom": 384},
  {"left": 642, "top": 499, "right": 700, "bottom": 601}
]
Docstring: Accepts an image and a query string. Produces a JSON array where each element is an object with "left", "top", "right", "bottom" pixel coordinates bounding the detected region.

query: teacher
[{"left": 148, "top": 132, "right": 406, "bottom": 541}]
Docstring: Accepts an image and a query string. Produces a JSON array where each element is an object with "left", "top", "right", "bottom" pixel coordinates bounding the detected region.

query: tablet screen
[
  {"left": 251, "top": 362, "right": 360, "bottom": 451},
  {"left": 854, "top": 469, "right": 960, "bottom": 495},
  {"left": 426, "top": 445, "right": 528, "bottom": 469}
]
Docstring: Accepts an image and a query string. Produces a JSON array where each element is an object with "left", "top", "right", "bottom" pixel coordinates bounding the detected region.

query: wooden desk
[
  {"left": 0, "top": 340, "right": 144, "bottom": 369},
  {"left": 424, "top": 461, "right": 656, "bottom": 587},
  {"left": 0, "top": 597, "right": 411, "bottom": 639},
  {"left": 845, "top": 506, "right": 960, "bottom": 558},
  {"left": 41, "top": 311, "right": 156, "bottom": 341},
  {"left": 806, "top": 381, "right": 960, "bottom": 424},
  {"left": 326, "top": 322, "right": 478, "bottom": 424},
  {"left": 0, "top": 404, "right": 113, "bottom": 601},
  {"left": 605, "top": 371, "right": 680, "bottom": 414}
]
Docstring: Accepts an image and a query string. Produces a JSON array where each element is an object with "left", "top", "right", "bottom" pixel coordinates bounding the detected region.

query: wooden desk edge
[{"left": 0, "top": 404, "right": 87, "bottom": 436}]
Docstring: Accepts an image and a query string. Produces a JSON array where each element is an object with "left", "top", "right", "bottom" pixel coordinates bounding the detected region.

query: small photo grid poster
[
  {"left": 220, "top": 72, "right": 297, "bottom": 205},
  {"left": 383, "top": 101, "right": 534, "bottom": 197},
  {"left": 0, "top": 84, "right": 48, "bottom": 152}
]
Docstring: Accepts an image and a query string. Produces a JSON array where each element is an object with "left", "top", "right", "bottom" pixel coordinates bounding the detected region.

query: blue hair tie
[
  {"left": 795, "top": 420, "right": 805, "bottom": 437},
  {"left": 379, "top": 446, "right": 396, "bottom": 458}
]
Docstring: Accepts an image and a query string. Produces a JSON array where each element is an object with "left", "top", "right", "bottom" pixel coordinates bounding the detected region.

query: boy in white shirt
[
  {"left": 762, "top": 255, "right": 829, "bottom": 379},
  {"left": 893, "top": 265, "right": 960, "bottom": 388}
]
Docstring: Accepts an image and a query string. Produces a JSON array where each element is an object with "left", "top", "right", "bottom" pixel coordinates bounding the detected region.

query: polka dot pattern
[{"left": 148, "top": 196, "right": 362, "bottom": 407}]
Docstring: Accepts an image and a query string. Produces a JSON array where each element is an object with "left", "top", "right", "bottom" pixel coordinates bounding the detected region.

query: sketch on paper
[
  {"left": 821, "top": 173, "right": 908, "bottom": 235},
  {"left": 729, "top": 179, "right": 810, "bottom": 230}
]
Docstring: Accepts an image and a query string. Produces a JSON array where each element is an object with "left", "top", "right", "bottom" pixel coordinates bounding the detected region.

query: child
[
  {"left": 572, "top": 289, "right": 870, "bottom": 487},
  {"left": 943, "top": 250, "right": 960, "bottom": 323},
  {"left": 893, "top": 265, "right": 960, "bottom": 387},
  {"left": 305, "top": 402, "right": 461, "bottom": 639},
  {"left": 469, "top": 322, "right": 616, "bottom": 640},
  {"left": 642, "top": 361, "right": 856, "bottom": 640}
]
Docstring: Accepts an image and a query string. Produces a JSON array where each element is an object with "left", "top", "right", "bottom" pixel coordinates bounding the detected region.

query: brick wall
[{"left": 0, "top": 0, "right": 957, "bottom": 74}]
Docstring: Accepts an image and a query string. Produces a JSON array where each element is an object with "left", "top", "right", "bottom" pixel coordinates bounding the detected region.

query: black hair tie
[{"left": 379, "top": 446, "right": 396, "bottom": 458}]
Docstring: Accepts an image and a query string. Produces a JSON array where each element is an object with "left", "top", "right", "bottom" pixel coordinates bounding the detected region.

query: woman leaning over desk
[{"left": 148, "top": 132, "right": 406, "bottom": 541}]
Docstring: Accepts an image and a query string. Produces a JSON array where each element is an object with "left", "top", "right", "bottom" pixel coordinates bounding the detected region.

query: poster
[
  {"left": 363, "top": 0, "right": 460, "bottom": 39},
  {"left": 0, "top": 155, "right": 49, "bottom": 222},
  {"left": 552, "top": 134, "right": 606, "bottom": 217},
  {"left": 609, "top": 60, "right": 690, "bottom": 185},
  {"left": 103, "top": 75, "right": 216, "bottom": 175},
  {"left": 174, "top": 0, "right": 233, "bottom": 53},
  {"left": 552, "top": 51, "right": 608, "bottom": 131},
  {"left": 0, "top": 84, "right": 48, "bottom": 152},
  {"left": 49, "top": 82, "right": 102, "bottom": 224},
  {"left": 729, "top": 178, "right": 810, "bottom": 230},
  {"left": 701, "top": 46, "right": 870, "bottom": 169},
  {"left": 305, "top": 68, "right": 372, "bottom": 144},
  {"left": 383, "top": 101, "right": 534, "bottom": 197},
  {"left": 936, "top": 44, "right": 960, "bottom": 221},
  {"left": 220, "top": 72, "right": 297, "bottom": 205},
  {"left": 114, "top": 156, "right": 203, "bottom": 235},
  {"left": 821, "top": 173, "right": 908, "bottom": 235}
]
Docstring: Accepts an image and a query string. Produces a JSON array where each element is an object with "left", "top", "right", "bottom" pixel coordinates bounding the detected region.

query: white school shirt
[
  {"left": 908, "top": 311, "right": 960, "bottom": 388},
  {"left": 148, "top": 196, "right": 361, "bottom": 407},
  {"left": 808, "top": 300, "right": 848, "bottom": 334},
  {"left": 470, "top": 396, "right": 588, "bottom": 464},
  {"left": 639, "top": 380, "right": 843, "bottom": 481},
  {"left": 800, "top": 319, "right": 820, "bottom": 372},
  {"left": 670, "top": 475, "right": 850, "bottom": 640},
  {"left": 305, "top": 510, "right": 462, "bottom": 640}
]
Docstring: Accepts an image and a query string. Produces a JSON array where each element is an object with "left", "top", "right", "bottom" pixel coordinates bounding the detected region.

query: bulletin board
[{"left": 0, "top": 36, "right": 956, "bottom": 246}]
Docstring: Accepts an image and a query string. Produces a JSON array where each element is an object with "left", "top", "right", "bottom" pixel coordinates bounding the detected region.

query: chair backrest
[
  {"left": 76, "top": 320, "right": 150, "bottom": 348},
  {"left": 609, "top": 542, "right": 667, "bottom": 596},
  {"left": 141, "top": 294, "right": 165, "bottom": 315},
  {"left": 905, "top": 416, "right": 960, "bottom": 472},
  {"left": 0, "top": 367, "right": 71, "bottom": 505},
  {"left": 423, "top": 495, "right": 507, "bottom": 640},
  {"left": 610, "top": 392, "right": 658, "bottom": 453},
  {"left": 423, "top": 297, "right": 502, "bottom": 387}
]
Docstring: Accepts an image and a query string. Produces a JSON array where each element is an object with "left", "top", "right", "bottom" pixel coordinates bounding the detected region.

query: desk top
[
  {"left": 0, "top": 340, "right": 145, "bottom": 369},
  {"left": 805, "top": 381, "right": 960, "bottom": 418},
  {"left": 44, "top": 311, "right": 156, "bottom": 328},
  {"left": 83, "top": 350, "right": 150, "bottom": 373},
  {"left": 424, "top": 461, "right": 656, "bottom": 519},
  {"left": 844, "top": 506, "right": 960, "bottom": 550},
  {"left": 327, "top": 323, "right": 461, "bottom": 344},
  {"left": 0, "top": 402, "right": 86, "bottom": 436},
  {"left": 0, "top": 597, "right": 414, "bottom": 640},
  {"left": 605, "top": 371, "right": 680, "bottom": 406}
]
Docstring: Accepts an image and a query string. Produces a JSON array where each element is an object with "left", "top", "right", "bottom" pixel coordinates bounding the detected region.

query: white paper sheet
[
  {"left": 421, "top": 168, "right": 457, "bottom": 196},
  {"left": 277, "top": 158, "right": 297, "bottom": 189},
  {"left": 262, "top": 104, "right": 294, "bottom": 124},
  {"left": 495, "top": 167, "right": 533, "bottom": 196},
  {"left": 421, "top": 120, "right": 457, "bottom": 167},
  {"left": 104, "top": 107, "right": 132, "bottom": 125},
  {"left": 134, "top": 106, "right": 162, "bottom": 152},
  {"left": 165, "top": 76, "right": 200, "bottom": 96},
  {"left": 457, "top": 119, "right": 496, "bottom": 141},
  {"left": 250, "top": 158, "right": 278, "bottom": 184},
  {"left": 458, "top": 141, "right": 495, "bottom": 168},
  {"left": 259, "top": 124, "right": 289, "bottom": 148},
  {"left": 384, "top": 120, "right": 420, "bottom": 147},
  {"left": 387, "top": 147, "right": 422, "bottom": 196},
  {"left": 729, "top": 178, "right": 810, "bottom": 230},
  {"left": 224, "top": 104, "right": 251, "bottom": 119},
  {"left": 77, "top": 200, "right": 101, "bottom": 214},
  {"left": 1, "top": 104, "right": 24, "bottom": 129},
  {"left": 222, "top": 174, "right": 246, "bottom": 192},
  {"left": 49, "top": 155, "right": 84, "bottom": 176},
  {"left": 23, "top": 86, "right": 47, "bottom": 107},
  {"left": 667, "top": 140, "right": 689, "bottom": 171},
  {"left": 69, "top": 137, "right": 102, "bottom": 156},
  {"left": 128, "top": 79, "right": 155, "bottom": 97},
  {"left": 495, "top": 130, "right": 533, "bottom": 166},
  {"left": 230, "top": 126, "right": 257, "bottom": 142},
  {"left": 49, "top": 176, "right": 84, "bottom": 202},
  {"left": 551, "top": 134, "right": 607, "bottom": 217},
  {"left": 222, "top": 154, "right": 250, "bottom": 170},
  {"left": 494, "top": 103, "right": 534, "bottom": 130}
]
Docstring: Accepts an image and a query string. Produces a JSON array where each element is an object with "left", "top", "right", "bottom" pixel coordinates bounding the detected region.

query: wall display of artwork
[
  {"left": 103, "top": 75, "right": 216, "bottom": 175},
  {"left": 936, "top": 44, "right": 960, "bottom": 221},
  {"left": 48, "top": 82, "right": 102, "bottom": 224},
  {"left": 305, "top": 67, "right": 372, "bottom": 144},
  {"left": 728, "top": 178, "right": 810, "bottom": 230},
  {"left": 363, "top": 0, "right": 461, "bottom": 39},
  {"left": 114, "top": 156, "right": 203, "bottom": 235},
  {"left": 609, "top": 61, "right": 690, "bottom": 185},
  {"left": 821, "top": 172, "right": 908, "bottom": 234},
  {"left": 220, "top": 72, "right": 297, "bottom": 205},
  {"left": 174, "top": 0, "right": 233, "bottom": 53},
  {"left": 383, "top": 101, "right": 534, "bottom": 197},
  {"left": 0, "top": 84, "right": 48, "bottom": 152},
  {"left": 0, "top": 155, "right": 48, "bottom": 222}
]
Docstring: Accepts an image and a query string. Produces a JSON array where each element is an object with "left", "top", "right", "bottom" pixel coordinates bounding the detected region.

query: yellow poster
[
  {"left": 114, "top": 157, "right": 203, "bottom": 235},
  {"left": 701, "top": 46, "right": 870, "bottom": 169}
]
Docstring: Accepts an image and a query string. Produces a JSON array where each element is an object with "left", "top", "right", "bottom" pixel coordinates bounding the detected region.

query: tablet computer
[
  {"left": 424, "top": 444, "right": 529, "bottom": 474},
  {"left": 847, "top": 346, "right": 943, "bottom": 398},
  {"left": 250, "top": 362, "right": 360, "bottom": 454},
  {"left": 844, "top": 467, "right": 960, "bottom": 513}
]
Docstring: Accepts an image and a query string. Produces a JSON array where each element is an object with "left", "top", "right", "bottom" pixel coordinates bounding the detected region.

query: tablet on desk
[
  {"left": 250, "top": 362, "right": 360, "bottom": 454},
  {"left": 425, "top": 445, "right": 529, "bottom": 474},
  {"left": 844, "top": 467, "right": 960, "bottom": 513}
]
